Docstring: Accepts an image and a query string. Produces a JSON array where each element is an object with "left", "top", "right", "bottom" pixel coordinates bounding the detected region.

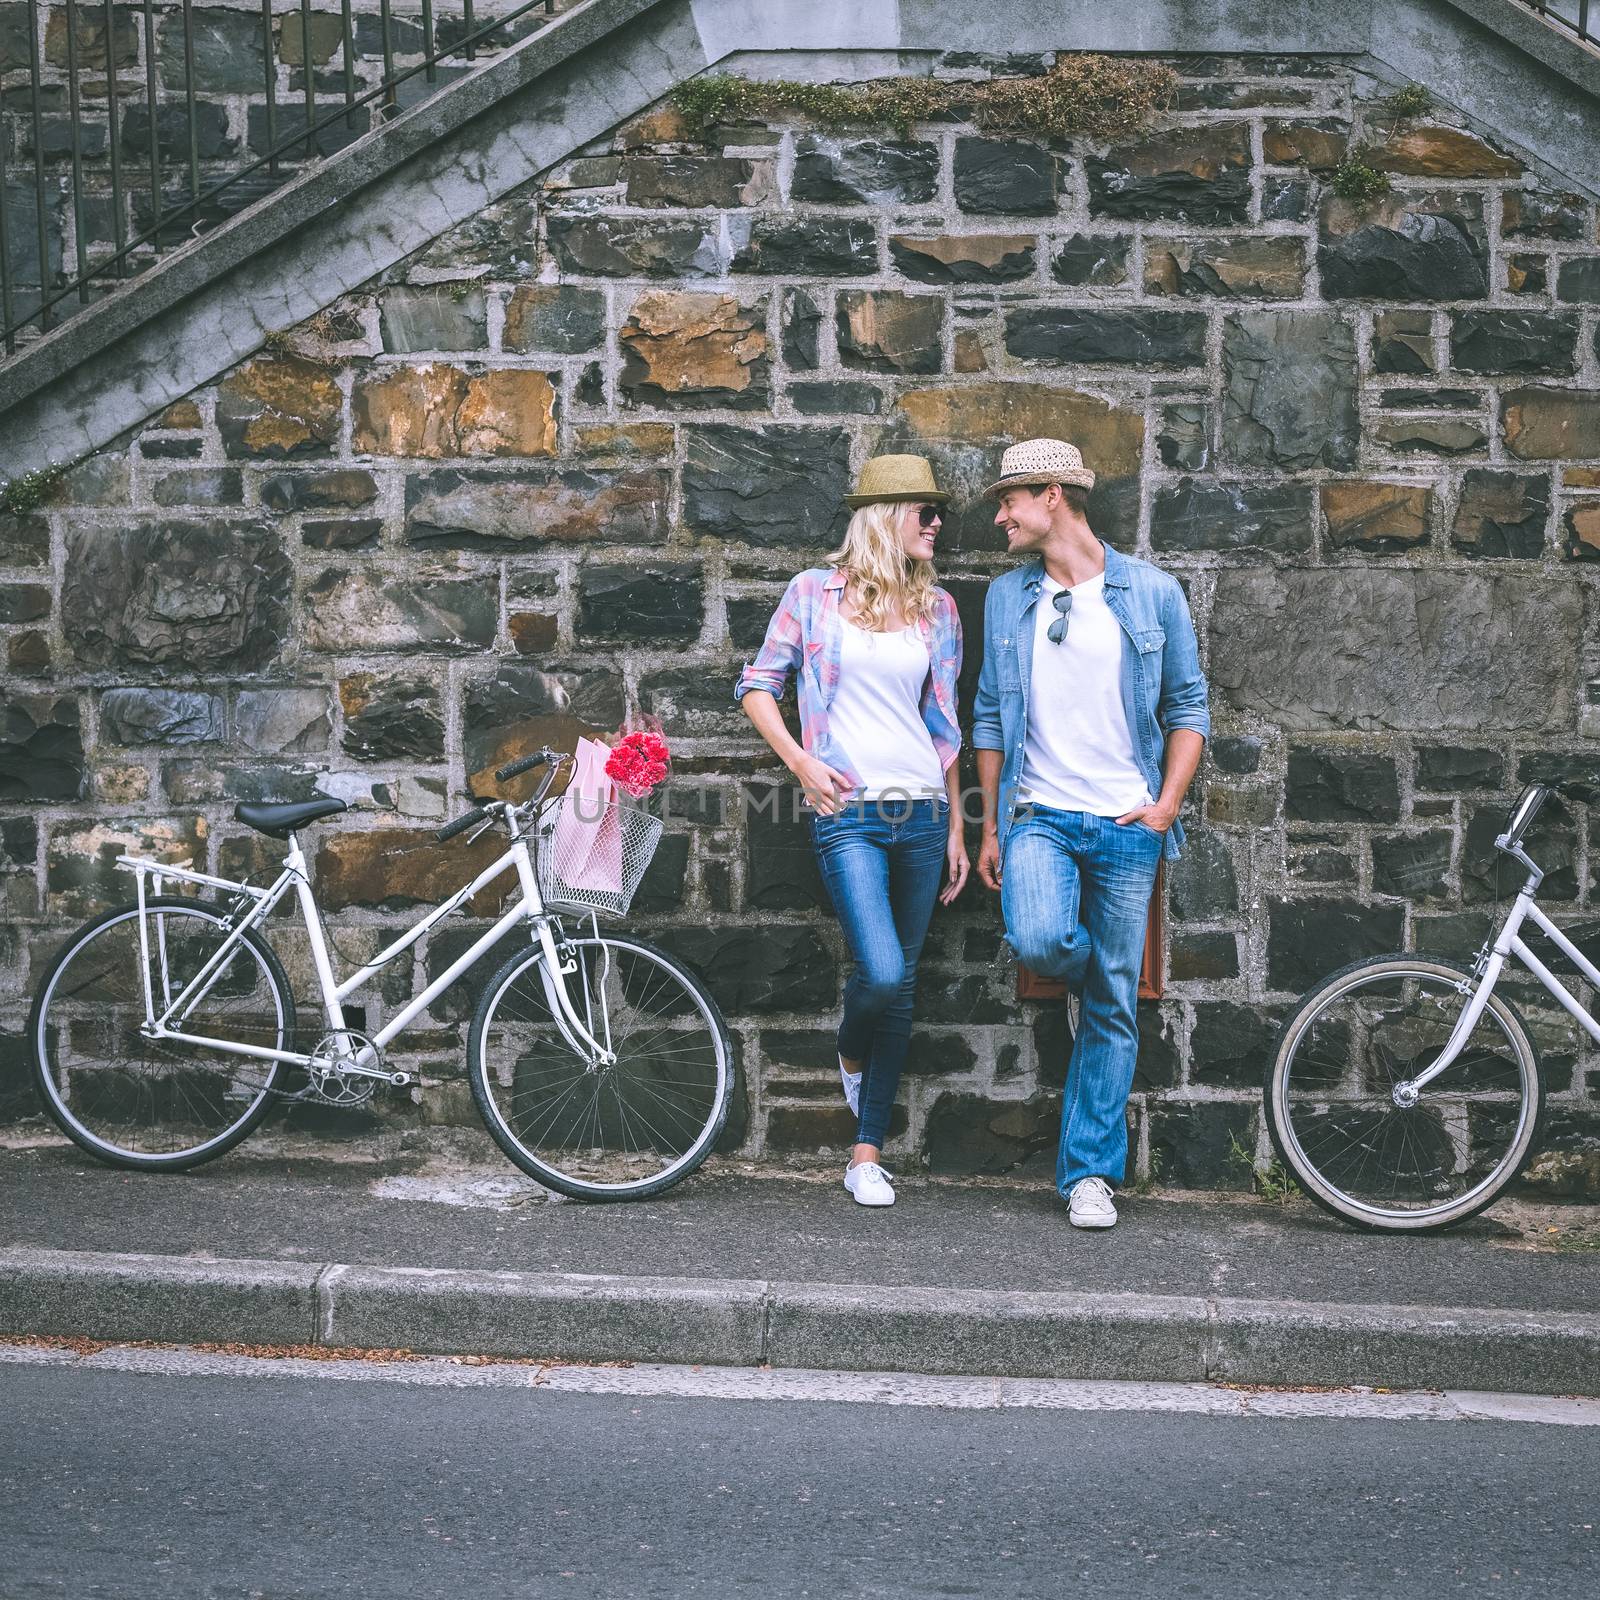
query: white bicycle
[
  {"left": 1265, "top": 783, "right": 1575, "bottom": 1232},
  {"left": 28, "top": 748, "right": 732, "bottom": 1200}
]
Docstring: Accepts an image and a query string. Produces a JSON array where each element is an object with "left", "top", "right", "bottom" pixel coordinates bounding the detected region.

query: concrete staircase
[{"left": 4, "top": 0, "right": 1598, "bottom": 475}]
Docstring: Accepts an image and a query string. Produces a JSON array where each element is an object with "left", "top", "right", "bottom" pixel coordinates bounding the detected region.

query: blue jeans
[
  {"left": 809, "top": 797, "right": 948, "bottom": 1150},
  {"left": 1000, "top": 806, "right": 1163, "bottom": 1194}
]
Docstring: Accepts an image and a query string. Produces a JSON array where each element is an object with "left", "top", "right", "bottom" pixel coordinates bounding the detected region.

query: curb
[{"left": 3, "top": 1247, "right": 1596, "bottom": 1397}]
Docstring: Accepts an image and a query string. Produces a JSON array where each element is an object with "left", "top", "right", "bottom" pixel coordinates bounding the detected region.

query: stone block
[
  {"left": 1371, "top": 126, "right": 1519, "bottom": 179},
  {"left": 923, "top": 1091, "right": 1059, "bottom": 1176},
  {"left": 1554, "top": 258, "right": 1600, "bottom": 303},
  {"left": 149, "top": 468, "right": 243, "bottom": 507},
  {"left": 1004, "top": 307, "right": 1206, "bottom": 367},
  {"left": 1144, "top": 237, "right": 1305, "bottom": 299},
  {"left": 351, "top": 366, "right": 558, "bottom": 458},
  {"left": 788, "top": 382, "right": 885, "bottom": 415},
  {"left": 1370, "top": 418, "right": 1486, "bottom": 456},
  {"left": 631, "top": 832, "right": 690, "bottom": 914},
  {"left": 1451, "top": 471, "right": 1549, "bottom": 559},
  {"left": 1150, "top": 480, "right": 1313, "bottom": 555},
  {"left": 302, "top": 564, "right": 496, "bottom": 653},
  {"left": 377, "top": 286, "right": 487, "bottom": 353},
  {"left": 1417, "top": 745, "right": 1503, "bottom": 791},
  {"left": 1318, "top": 192, "right": 1487, "bottom": 300},
  {"left": 682, "top": 425, "right": 851, "bottom": 548},
  {"left": 1371, "top": 830, "right": 1453, "bottom": 899},
  {"left": 729, "top": 217, "right": 877, "bottom": 276},
  {"left": 1260, "top": 178, "right": 1312, "bottom": 222},
  {"left": 1169, "top": 930, "right": 1238, "bottom": 982},
  {"left": 99, "top": 688, "right": 224, "bottom": 746},
  {"left": 652, "top": 925, "right": 835, "bottom": 1015},
  {"left": 315, "top": 829, "right": 513, "bottom": 914},
  {"left": 0, "top": 694, "right": 83, "bottom": 802},
  {"left": 1087, "top": 126, "right": 1252, "bottom": 223},
  {"left": 1049, "top": 234, "right": 1130, "bottom": 286},
  {"left": 1189, "top": 1003, "right": 1279, "bottom": 1088},
  {"left": 637, "top": 669, "right": 746, "bottom": 738},
  {"left": 891, "top": 234, "right": 1035, "bottom": 285},
  {"left": 48, "top": 6, "right": 137, "bottom": 69},
  {"left": 1147, "top": 1100, "right": 1256, "bottom": 1190},
  {"left": 1167, "top": 831, "right": 1239, "bottom": 922},
  {"left": 339, "top": 672, "right": 444, "bottom": 762},
  {"left": 1564, "top": 503, "right": 1600, "bottom": 562},
  {"left": 0, "top": 583, "right": 49, "bottom": 622},
  {"left": 1209, "top": 736, "right": 1262, "bottom": 775},
  {"left": 765, "top": 1102, "right": 908, "bottom": 1152},
  {"left": 122, "top": 102, "right": 236, "bottom": 164},
  {"left": 302, "top": 519, "right": 381, "bottom": 550},
  {"left": 953, "top": 137, "right": 1059, "bottom": 215},
  {"left": 501, "top": 285, "right": 606, "bottom": 354},
  {"left": 1501, "top": 190, "right": 1588, "bottom": 241},
  {"left": 463, "top": 664, "right": 624, "bottom": 797},
  {"left": 260, "top": 469, "right": 378, "bottom": 512},
  {"left": 1222, "top": 311, "right": 1357, "bottom": 470},
  {"left": 1502, "top": 387, "right": 1600, "bottom": 460},
  {"left": 1260, "top": 120, "right": 1349, "bottom": 171},
  {"left": 1506, "top": 255, "right": 1547, "bottom": 296},
  {"left": 46, "top": 816, "right": 208, "bottom": 919},
  {"left": 578, "top": 564, "right": 703, "bottom": 643},
  {"left": 1267, "top": 897, "right": 1406, "bottom": 993},
  {"left": 835, "top": 290, "right": 943, "bottom": 374},
  {"left": 217, "top": 355, "right": 341, "bottom": 458},
  {"left": 1321, "top": 482, "right": 1431, "bottom": 550},
  {"left": 619, "top": 291, "right": 769, "bottom": 408},
  {"left": 546, "top": 214, "right": 719, "bottom": 277},
  {"left": 1450, "top": 311, "right": 1578, "bottom": 375},
  {"left": 1372, "top": 309, "right": 1435, "bottom": 375},
  {"left": 1286, "top": 747, "right": 1401, "bottom": 821},
  {"left": 1463, "top": 796, "right": 1576, "bottom": 902},
  {"left": 624, "top": 153, "right": 768, "bottom": 208},
  {"left": 62, "top": 520, "right": 290, "bottom": 673},
  {"left": 782, "top": 288, "right": 821, "bottom": 370},
  {"left": 405, "top": 467, "right": 669, "bottom": 548},
  {"left": 0, "top": 513, "right": 49, "bottom": 568},
  {"left": 233, "top": 688, "right": 330, "bottom": 755},
  {"left": 792, "top": 138, "right": 939, "bottom": 205}
]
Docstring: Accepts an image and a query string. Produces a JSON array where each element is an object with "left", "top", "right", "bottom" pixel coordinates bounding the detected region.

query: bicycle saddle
[{"left": 234, "top": 798, "right": 348, "bottom": 838}]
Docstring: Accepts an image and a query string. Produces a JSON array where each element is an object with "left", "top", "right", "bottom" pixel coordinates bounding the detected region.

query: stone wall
[{"left": 4, "top": 50, "right": 1600, "bottom": 1191}]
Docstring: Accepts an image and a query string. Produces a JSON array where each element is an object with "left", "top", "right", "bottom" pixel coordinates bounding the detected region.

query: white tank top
[{"left": 830, "top": 621, "right": 945, "bottom": 800}]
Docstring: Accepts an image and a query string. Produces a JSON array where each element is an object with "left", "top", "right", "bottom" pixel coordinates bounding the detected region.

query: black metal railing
[
  {"left": 0, "top": 0, "right": 562, "bottom": 353},
  {"left": 1515, "top": 0, "right": 1599, "bottom": 50}
]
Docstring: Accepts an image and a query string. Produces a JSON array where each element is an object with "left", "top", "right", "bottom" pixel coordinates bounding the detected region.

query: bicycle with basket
[{"left": 27, "top": 746, "right": 732, "bottom": 1201}]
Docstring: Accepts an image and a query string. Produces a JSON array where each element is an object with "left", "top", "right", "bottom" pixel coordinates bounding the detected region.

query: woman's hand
[
  {"left": 791, "top": 754, "right": 852, "bottom": 815},
  {"left": 940, "top": 828, "right": 970, "bottom": 905}
]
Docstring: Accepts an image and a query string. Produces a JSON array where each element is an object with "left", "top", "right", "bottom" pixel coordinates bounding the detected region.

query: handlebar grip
[
  {"left": 435, "top": 806, "right": 489, "bottom": 844},
  {"left": 495, "top": 750, "right": 551, "bottom": 782}
]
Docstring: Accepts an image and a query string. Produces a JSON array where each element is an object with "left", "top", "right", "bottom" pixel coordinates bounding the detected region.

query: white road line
[{"left": 1, "top": 1342, "right": 1597, "bottom": 1424}]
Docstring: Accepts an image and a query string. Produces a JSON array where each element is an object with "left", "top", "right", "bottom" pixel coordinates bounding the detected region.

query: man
[{"left": 972, "top": 438, "right": 1209, "bottom": 1230}]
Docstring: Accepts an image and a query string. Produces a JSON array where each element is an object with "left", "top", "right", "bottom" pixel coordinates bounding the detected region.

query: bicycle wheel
[
  {"left": 1264, "top": 953, "right": 1544, "bottom": 1232},
  {"left": 29, "top": 897, "right": 296, "bottom": 1170},
  {"left": 469, "top": 932, "right": 732, "bottom": 1200}
]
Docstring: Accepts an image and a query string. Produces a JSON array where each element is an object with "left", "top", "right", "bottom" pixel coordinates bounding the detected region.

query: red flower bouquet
[{"left": 604, "top": 730, "right": 671, "bottom": 799}]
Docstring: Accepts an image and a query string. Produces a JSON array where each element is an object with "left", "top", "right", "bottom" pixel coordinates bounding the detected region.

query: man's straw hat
[
  {"left": 845, "top": 453, "right": 949, "bottom": 509},
  {"left": 983, "top": 437, "right": 1096, "bottom": 498}
]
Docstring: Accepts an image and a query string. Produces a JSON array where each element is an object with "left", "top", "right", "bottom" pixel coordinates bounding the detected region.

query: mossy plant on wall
[
  {"left": 0, "top": 463, "right": 66, "bottom": 515},
  {"left": 1330, "top": 154, "right": 1392, "bottom": 204},
  {"left": 672, "top": 55, "right": 1178, "bottom": 142}
]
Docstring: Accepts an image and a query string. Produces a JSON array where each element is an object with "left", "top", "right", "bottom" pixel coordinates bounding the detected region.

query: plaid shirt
[{"left": 734, "top": 566, "right": 963, "bottom": 794}]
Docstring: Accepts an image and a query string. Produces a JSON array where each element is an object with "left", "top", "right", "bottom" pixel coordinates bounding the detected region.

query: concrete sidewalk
[{"left": 3, "top": 1145, "right": 1598, "bottom": 1395}]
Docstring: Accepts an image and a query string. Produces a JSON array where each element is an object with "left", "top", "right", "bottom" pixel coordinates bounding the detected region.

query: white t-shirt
[
  {"left": 1020, "top": 570, "right": 1152, "bottom": 816},
  {"left": 829, "top": 622, "right": 945, "bottom": 799}
]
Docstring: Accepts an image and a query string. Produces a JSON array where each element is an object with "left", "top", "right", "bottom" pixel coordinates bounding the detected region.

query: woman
[{"left": 736, "top": 454, "right": 970, "bottom": 1207}]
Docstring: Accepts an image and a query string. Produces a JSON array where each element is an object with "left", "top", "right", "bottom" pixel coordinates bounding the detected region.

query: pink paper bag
[{"left": 548, "top": 737, "right": 624, "bottom": 893}]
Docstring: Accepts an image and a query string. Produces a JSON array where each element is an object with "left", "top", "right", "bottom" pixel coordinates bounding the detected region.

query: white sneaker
[
  {"left": 844, "top": 1160, "right": 895, "bottom": 1207},
  {"left": 1069, "top": 1176, "right": 1118, "bottom": 1230},
  {"left": 839, "top": 1055, "right": 862, "bottom": 1117}
]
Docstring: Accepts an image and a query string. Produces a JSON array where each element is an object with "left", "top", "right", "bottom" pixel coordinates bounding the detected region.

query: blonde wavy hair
[{"left": 823, "top": 501, "right": 939, "bottom": 633}]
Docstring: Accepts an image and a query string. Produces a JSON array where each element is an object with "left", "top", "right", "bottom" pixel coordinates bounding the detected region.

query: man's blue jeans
[
  {"left": 809, "top": 797, "right": 947, "bottom": 1150},
  {"left": 1000, "top": 806, "right": 1163, "bottom": 1194}
]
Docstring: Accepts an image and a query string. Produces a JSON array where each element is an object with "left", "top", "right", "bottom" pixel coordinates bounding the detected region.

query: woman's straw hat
[
  {"left": 845, "top": 453, "right": 949, "bottom": 509},
  {"left": 983, "top": 437, "right": 1096, "bottom": 498}
]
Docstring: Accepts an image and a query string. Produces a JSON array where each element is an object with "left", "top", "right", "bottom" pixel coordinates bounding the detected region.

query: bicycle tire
[
  {"left": 468, "top": 932, "right": 732, "bottom": 1201},
  {"left": 1263, "top": 952, "right": 1545, "bottom": 1233},
  {"left": 29, "top": 897, "right": 296, "bottom": 1171}
]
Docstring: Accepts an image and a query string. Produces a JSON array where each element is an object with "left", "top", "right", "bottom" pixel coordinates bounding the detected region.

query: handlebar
[
  {"left": 496, "top": 746, "right": 566, "bottom": 782},
  {"left": 1496, "top": 783, "right": 1551, "bottom": 853},
  {"left": 435, "top": 806, "right": 490, "bottom": 844}
]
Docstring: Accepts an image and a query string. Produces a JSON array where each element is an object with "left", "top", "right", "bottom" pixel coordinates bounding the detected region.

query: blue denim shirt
[{"left": 971, "top": 543, "right": 1210, "bottom": 860}]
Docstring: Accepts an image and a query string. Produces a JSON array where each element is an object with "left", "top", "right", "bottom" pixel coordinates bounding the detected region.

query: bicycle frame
[
  {"left": 114, "top": 823, "right": 616, "bottom": 1078},
  {"left": 1405, "top": 862, "right": 1600, "bottom": 1099}
]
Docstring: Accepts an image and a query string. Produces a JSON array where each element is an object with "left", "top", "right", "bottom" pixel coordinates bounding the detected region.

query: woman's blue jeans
[
  {"left": 809, "top": 796, "right": 948, "bottom": 1151},
  {"left": 1000, "top": 805, "right": 1163, "bottom": 1194}
]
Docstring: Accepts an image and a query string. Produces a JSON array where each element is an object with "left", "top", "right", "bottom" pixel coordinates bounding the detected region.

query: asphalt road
[{"left": 3, "top": 1359, "right": 1595, "bottom": 1599}]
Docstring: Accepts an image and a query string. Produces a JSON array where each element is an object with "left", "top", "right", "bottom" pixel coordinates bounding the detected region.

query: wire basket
[{"left": 534, "top": 794, "right": 665, "bottom": 917}]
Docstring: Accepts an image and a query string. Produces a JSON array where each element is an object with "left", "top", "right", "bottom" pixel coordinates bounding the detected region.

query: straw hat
[
  {"left": 983, "top": 437, "right": 1096, "bottom": 498},
  {"left": 844, "top": 453, "right": 949, "bottom": 509}
]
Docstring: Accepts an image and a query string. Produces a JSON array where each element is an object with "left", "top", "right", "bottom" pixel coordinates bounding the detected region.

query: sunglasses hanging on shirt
[{"left": 1047, "top": 589, "right": 1073, "bottom": 645}]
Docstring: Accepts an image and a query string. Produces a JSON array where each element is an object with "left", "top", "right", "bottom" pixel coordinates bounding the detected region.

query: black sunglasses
[
  {"left": 912, "top": 504, "right": 941, "bottom": 529},
  {"left": 1046, "top": 590, "right": 1073, "bottom": 645}
]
